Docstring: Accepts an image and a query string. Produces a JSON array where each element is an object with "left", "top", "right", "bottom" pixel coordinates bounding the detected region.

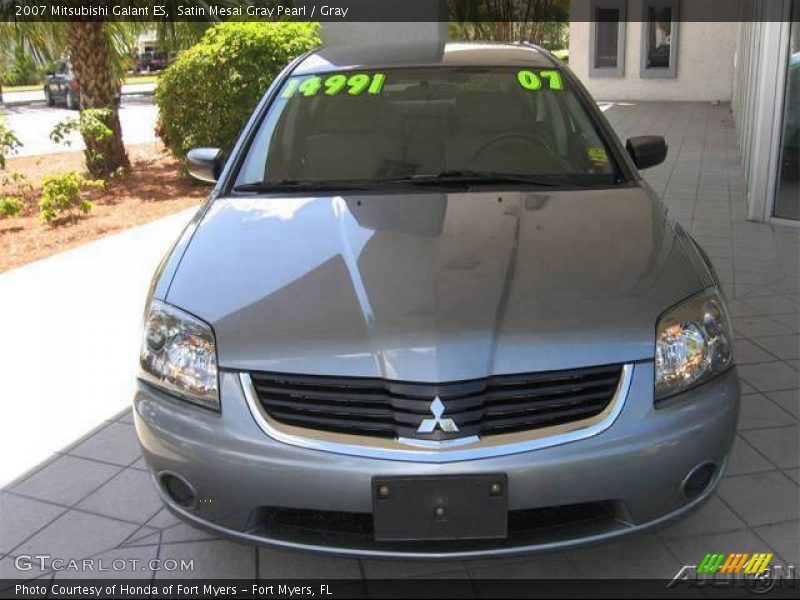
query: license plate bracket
[{"left": 372, "top": 474, "right": 508, "bottom": 541}]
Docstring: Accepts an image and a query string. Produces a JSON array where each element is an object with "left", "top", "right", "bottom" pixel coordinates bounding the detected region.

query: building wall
[{"left": 569, "top": 0, "right": 739, "bottom": 102}]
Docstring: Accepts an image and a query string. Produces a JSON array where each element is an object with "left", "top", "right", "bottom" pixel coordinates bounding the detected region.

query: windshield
[{"left": 234, "top": 67, "right": 620, "bottom": 190}]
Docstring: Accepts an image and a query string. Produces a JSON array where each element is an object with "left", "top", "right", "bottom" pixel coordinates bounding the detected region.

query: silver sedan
[{"left": 134, "top": 42, "right": 739, "bottom": 559}]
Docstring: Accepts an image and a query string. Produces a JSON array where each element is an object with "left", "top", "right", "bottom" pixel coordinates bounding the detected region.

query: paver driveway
[{"left": 1, "top": 102, "right": 798, "bottom": 583}]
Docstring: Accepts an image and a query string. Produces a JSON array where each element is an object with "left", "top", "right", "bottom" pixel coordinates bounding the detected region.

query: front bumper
[{"left": 133, "top": 362, "right": 739, "bottom": 559}]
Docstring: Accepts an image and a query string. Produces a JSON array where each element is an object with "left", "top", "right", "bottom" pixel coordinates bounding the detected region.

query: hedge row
[{"left": 156, "top": 22, "right": 320, "bottom": 160}]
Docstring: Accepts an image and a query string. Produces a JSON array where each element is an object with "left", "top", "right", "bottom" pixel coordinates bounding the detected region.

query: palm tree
[
  {"left": 66, "top": 21, "right": 130, "bottom": 175},
  {"left": 0, "top": 16, "right": 67, "bottom": 106},
  {"left": 449, "top": 0, "right": 569, "bottom": 44},
  {"left": 0, "top": 1, "right": 236, "bottom": 177}
]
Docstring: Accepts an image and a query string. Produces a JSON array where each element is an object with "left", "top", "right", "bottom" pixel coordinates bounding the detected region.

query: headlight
[
  {"left": 139, "top": 300, "right": 219, "bottom": 410},
  {"left": 655, "top": 289, "right": 733, "bottom": 401}
]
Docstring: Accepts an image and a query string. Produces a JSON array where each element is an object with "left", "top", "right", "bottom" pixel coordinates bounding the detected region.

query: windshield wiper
[
  {"left": 233, "top": 171, "right": 572, "bottom": 193},
  {"left": 232, "top": 179, "right": 371, "bottom": 193},
  {"left": 380, "top": 170, "right": 561, "bottom": 187}
]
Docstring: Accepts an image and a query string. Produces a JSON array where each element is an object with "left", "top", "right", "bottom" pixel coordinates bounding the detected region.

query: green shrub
[
  {"left": 50, "top": 108, "right": 116, "bottom": 172},
  {"left": 156, "top": 22, "right": 320, "bottom": 159},
  {"left": 0, "top": 171, "right": 34, "bottom": 218},
  {"left": 38, "top": 171, "right": 104, "bottom": 226},
  {"left": 0, "top": 121, "right": 21, "bottom": 170},
  {"left": 0, "top": 196, "right": 22, "bottom": 218},
  {"left": 50, "top": 109, "right": 114, "bottom": 148}
]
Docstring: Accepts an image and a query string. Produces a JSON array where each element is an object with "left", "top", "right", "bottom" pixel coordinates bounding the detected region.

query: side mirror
[
  {"left": 186, "top": 148, "right": 222, "bottom": 183},
  {"left": 626, "top": 136, "right": 667, "bottom": 170}
]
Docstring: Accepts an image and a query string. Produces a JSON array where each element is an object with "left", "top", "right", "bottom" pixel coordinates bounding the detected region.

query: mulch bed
[{"left": 0, "top": 143, "right": 206, "bottom": 273}]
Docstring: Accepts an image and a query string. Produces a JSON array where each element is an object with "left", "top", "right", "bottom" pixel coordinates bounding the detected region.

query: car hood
[{"left": 166, "top": 187, "right": 712, "bottom": 381}]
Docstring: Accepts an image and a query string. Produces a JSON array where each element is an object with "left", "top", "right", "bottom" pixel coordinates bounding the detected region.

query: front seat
[{"left": 303, "top": 94, "right": 401, "bottom": 181}]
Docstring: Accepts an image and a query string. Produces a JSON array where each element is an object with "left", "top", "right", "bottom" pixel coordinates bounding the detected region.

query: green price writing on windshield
[
  {"left": 282, "top": 73, "right": 387, "bottom": 98},
  {"left": 516, "top": 69, "right": 564, "bottom": 91}
]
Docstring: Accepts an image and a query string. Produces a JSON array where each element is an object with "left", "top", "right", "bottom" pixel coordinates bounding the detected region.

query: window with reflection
[
  {"left": 595, "top": 10, "right": 621, "bottom": 67},
  {"left": 590, "top": 0, "right": 626, "bottom": 77},
  {"left": 641, "top": 0, "right": 679, "bottom": 78}
]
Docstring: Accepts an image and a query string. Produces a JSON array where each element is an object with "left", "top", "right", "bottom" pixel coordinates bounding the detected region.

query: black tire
[{"left": 45, "top": 87, "right": 55, "bottom": 107}]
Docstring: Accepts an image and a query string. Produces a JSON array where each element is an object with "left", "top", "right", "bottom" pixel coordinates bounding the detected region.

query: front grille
[
  {"left": 249, "top": 364, "right": 623, "bottom": 441},
  {"left": 262, "top": 502, "right": 615, "bottom": 538},
  {"left": 256, "top": 501, "right": 619, "bottom": 553}
]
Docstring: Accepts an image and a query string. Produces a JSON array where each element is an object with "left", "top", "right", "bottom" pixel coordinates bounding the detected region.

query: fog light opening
[
  {"left": 160, "top": 472, "right": 198, "bottom": 509},
  {"left": 681, "top": 463, "right": 717, "bottom": 500}
]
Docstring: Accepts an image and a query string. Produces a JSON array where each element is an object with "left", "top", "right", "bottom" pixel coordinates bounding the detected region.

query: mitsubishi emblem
[{"left": 417, "top": 396, "right": 459, "bottom": 434}]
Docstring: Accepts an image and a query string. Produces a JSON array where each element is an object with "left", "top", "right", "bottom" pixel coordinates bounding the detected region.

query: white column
[{"left": 739, "top": 1, "right": 792, "bottom": 221}]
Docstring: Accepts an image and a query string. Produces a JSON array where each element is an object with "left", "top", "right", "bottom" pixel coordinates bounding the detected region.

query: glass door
[{"left": 774, "top": 0, "right": 800, "bottom": 220}]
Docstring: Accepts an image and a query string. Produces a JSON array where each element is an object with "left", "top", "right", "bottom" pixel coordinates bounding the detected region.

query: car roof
[{"left": 292, "top": 41, "right": 557, "bottom": 76}]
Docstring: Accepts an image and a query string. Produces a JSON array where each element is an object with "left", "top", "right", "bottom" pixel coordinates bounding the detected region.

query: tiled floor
[{"left": 2, "top": 102, "right": 798, "bottom": 582}]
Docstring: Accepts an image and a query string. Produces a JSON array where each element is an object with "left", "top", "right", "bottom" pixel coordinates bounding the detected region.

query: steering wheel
[
  {"left": 471, "top": 133, "right": 552, "bottom": 162},
  {"left": 470, "top": 132, "right": 572, "bottom": 172}
]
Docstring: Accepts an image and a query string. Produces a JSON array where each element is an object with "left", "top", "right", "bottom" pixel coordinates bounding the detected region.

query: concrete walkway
[
  {"left": 0, "top": 209, "right": 194, "bottom": 488},
  {"left": 1, "top": 102, "right": 798, "bottom": 583}
]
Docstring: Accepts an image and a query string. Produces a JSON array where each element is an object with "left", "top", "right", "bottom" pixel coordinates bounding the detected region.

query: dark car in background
[
  {"left": 44, "top": 60, "right": 79, "bottom": 109},
  {"left": 137, "top": 50, "right": 171, "bottom": 73}
]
